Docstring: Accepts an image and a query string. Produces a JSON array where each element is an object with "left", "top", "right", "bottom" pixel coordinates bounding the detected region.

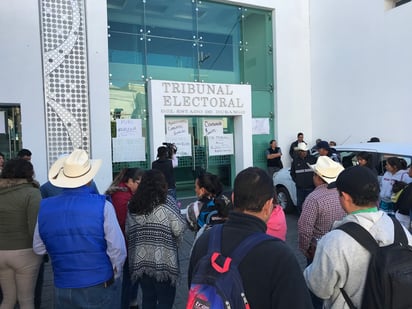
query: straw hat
[
  {"left": 308, "top": 156, "right": 344, "bottom": 184},
  {"left": 294, "top": 142, "right": 309, "bottom": 152},
  {"left": 48, "top": 149, "right": 102, "bottom": 188}
]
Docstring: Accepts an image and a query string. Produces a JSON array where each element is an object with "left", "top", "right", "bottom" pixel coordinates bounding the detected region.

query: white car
[{"left": 273, "top": 142, "right": 412, "bottom": 213}]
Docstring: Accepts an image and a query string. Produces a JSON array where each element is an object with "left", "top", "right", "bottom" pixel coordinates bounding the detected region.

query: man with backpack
[
  {"left": 187, "top": 167, "right": 313, "bottom": 309},
  {"left": 304, "top": 166, "right": 412, "bottom": 309}
]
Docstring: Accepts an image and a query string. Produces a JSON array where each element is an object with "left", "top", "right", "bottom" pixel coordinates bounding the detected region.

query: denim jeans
[
  {"left": 35, "top": 255, "right": 48, "bottom": 309},
  {"left": 121, "top": 259, "right": 139, "bottom": 309},
  {"left": 140, "top": 274, "right": 176, "bottom": 309},
  {"left": 54, "top": 278, "right": 121, "bottom": 309},
  {"left": 296, "top": 187, "right": 314, "bottom": 214}
]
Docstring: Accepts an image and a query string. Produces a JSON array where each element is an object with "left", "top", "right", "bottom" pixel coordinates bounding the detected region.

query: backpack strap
[
  {"left": 206, "top": 224, "right": 275, "bottom": 266},
  {"left": 336, "top": 221, "right": 379, "bottom": 309},
  {"left": 229, "top": 232, "right": 274, "bottom": 266},
  {"left": 391, "top": 215, "right": 408, "bottom": 245},
  {"left": 197, "top": 199, "right": 217, "bottom": 228},
  {"left": 206, "top": 224, "right": 224, "bottom": 254},
  {"left": 205, "top": 210, "right": 219, "bottom": 226}
]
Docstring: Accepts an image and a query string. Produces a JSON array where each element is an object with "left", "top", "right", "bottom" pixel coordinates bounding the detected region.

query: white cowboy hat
[
  {"left": 48, "top": 149, "right": 102, "bottom": 188},
  {"left": 308, "top": 156, "right": 344, "bottom": 184},
  {"left": 294, "top": 142, "right": 309, "bottom": 152}
]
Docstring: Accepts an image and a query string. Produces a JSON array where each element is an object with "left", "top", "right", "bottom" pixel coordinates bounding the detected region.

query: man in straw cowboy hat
[
  {"left": 33, "top": 149, "right": 126, "bottom": 308},
  {"left": 298, "top": 156, "right": 346, "bottom": 309}
]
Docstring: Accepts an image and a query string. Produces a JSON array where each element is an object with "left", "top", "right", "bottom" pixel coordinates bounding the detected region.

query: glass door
[
  {"left": 0, "top": 105, "right": 22, "bottom": 159},
  {"left": 168, "top": 116, "right": 234, "bottom": 198}
]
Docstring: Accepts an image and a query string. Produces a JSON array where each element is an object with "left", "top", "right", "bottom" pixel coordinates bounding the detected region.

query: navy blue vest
[
  {"left": 38, "top": 186, "right": 113, "bottom": 288},
  {"left": 267, "top": 147, "right": 282, "bottom": 167}
]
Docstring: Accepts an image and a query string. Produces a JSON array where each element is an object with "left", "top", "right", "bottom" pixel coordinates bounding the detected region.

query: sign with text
[
  {"left": 149, "top": 80, "right": 250, "bottom": 116},
  {"left": 166, "top": 134, "right": 192, "bottom": 157},
  {"left": 252, "top": 118, "right": 270, "bottom": 135},
  {"left": 166, "top": 119, "right": 189, "bottom": 136},
  {"left": 116, "top": 119, "right": 142, "bottom": 138},
  {"left": 203, "top": 119, "right": 224, "bottom": 136},
  {"left": 208, "top": 134, "right": 234, "bottom": 156},
  {"left": 0, "top": 111, "right": 5, "bottom": 134},
  {"left": 112, "top": 137, "right": 146, "bottom": 162}
]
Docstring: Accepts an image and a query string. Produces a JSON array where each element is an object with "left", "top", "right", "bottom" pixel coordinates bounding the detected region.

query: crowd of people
[
  {"left": 0, "top": 147, "right": 186, "bottom": 309},
  {"left": 287, "top": 133, "right": 412, "bottom": 308},
  {"left": 1, "top": 137, "right": 412, "bottom": 308}
]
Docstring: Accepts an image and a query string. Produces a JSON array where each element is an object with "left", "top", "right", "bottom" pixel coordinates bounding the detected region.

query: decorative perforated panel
[{"left": 39, "top": 0, "right": 90, "bottom": 166}]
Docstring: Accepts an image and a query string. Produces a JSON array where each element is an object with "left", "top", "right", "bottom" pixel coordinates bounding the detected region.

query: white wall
[
  {"left": 226, "top": 0, "right": 313, "bottom": 167},
  {"left": 0, "top": 1, "right": 113, "bottom": 190},
  {"left": 85, "top": 1, "right": 113, "bottom": 191},
  {"left": 273, "top": 0, "right": 312, "bottom": 166},
  {"left": 309, "top": 0, "right": 412, "bottom": 145},
  {"left": 0, "top": 0, "right": 312, "bottom": 183},
  {"left": 0, "top": 2, "right": 48, "bottom": 183}
]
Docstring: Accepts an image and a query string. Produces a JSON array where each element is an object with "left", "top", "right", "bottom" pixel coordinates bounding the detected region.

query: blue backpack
[{"left": 187, "top": 224, "right": 274, "bottom": 309}]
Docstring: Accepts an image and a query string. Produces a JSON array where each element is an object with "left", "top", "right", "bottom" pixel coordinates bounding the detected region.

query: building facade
[
  {"left": 2, "top": 0, "right": 410, "bottom": 194},
  {"left": 2, "top": 0, "right": 303, "bottom": 195}
]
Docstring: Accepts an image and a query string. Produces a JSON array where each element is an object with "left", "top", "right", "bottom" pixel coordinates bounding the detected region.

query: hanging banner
[
  {"left": 203, "top": 119, "right": 224, "bottom": 136},
  {"left": 0, "top": 111, "right": 5, "bottom": 134},
  {"left": 252, "top": 118, "right": 270, "bottom": 135},
  {"left": 166, "top": 119, "right": 189, "bottom": 136},
  {"left": 166, "top": 134, "right": 192, "bottom": 156},
  {"left": 116, "top": 119, "right": 142, "bottom": 138},
  {"left": 112, "top": 137, "right": 146, "bottom": 162},
  {"left": 208, "top": 134, "right": 234, "bottom": 156}
]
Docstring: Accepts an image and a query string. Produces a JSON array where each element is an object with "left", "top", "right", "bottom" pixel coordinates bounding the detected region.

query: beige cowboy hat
[
  {"left": 294, "top": 142, "right": 309, "bottom": 152},
  {"left": 48, "top": 149, "right": 102, "bottom": 188},
  {"left": 308, "top": 156, "right": 344, "bottom": 184}
]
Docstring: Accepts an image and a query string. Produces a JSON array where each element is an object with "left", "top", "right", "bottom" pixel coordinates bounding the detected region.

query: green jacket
[{"left": 0, "top": 179, "right": 41, "bottom": 250}]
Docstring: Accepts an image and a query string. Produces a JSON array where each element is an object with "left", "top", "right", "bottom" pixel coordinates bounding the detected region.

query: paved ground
[{"left": 39, "top": 200, "right": 305, "bottom": 309}]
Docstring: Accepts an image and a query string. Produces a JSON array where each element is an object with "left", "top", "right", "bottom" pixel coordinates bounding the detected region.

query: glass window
[
  {"left": 241, "top": 9, "right": 273, "bottom": 91},
  {"left": 196, "top": 1, "right": 242, "bottom": 82},
  {"left": 107, "top": 0, "right": 275, "bottom": 175}
]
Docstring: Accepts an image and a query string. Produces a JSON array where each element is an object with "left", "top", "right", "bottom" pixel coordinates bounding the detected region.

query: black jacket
[
  {"left": 290, "top": 154, "right": 317, "bottom": 189},
  {"left": 152, "top": 159, "right": 175, "bottom": 189},
  {"left": 395, "top": 183, "right": 412, "bottom": 215},
  {"left": 267, "top": 147, "right": 283, "bottom": 168},
  {"left": 188, "top": 211, "right": 313, "bottom": 309}
]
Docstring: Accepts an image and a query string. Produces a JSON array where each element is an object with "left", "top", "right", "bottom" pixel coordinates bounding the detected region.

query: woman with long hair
[
  {"left": 105, "top": 168, "right": 144, "bottom": 309},
  {"left": 126, "top": 169, "right": 186, "bottom": 309},
  {"left": 106, "top": 168, "right": 145, "bottom": 234},
  {"left": 0, "top": 159, "right": 42, "bottom": 309},
  {"left": 186, "top": 172, "right": 233, "bottom": 239},
  {"left": 380, "top": 156, "right": 410, "bottom": 213},
  {"left": 356, "top": 151, "right": 377, "bottom": 175}
]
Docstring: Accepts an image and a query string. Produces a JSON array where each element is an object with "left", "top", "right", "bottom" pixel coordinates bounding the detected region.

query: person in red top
[
  {"left": 106, "top": 168, "right": 144, "bottom": 235},
  {"left": 105, "top": 168, "right": 144, "bottom": 309}
]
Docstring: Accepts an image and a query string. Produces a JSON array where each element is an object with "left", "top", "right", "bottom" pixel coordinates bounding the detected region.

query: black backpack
[
  {"left": 187, "top": 224, "right": 274, "bottom": 309},
  {"left": 337, "top": 216, "right": 412, "bottom": 309}
]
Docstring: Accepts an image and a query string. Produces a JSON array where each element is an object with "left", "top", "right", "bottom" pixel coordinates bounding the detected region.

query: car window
[
  {"left": 338, "top": 151, "right": 358, "bottom": 169},
  {"left": 336, "top": 150, "right": 412, "bottom": 177},
  {"left": 381, "top": 154, "right": 411, "bottom": 173}
]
